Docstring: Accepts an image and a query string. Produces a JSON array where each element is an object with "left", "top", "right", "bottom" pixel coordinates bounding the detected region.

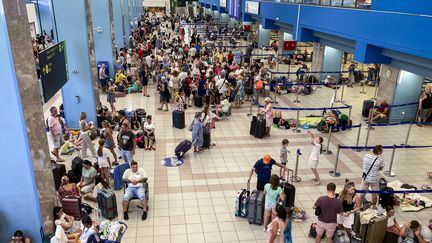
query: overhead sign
[
  {"left": 245, "top": 1, "right": 260, "bottom": 15},
  {"left": 39, "top": 41, "right": 69, "bottom": 103},
  {"left": 283, "top": 41, "right": 297, "bottom": 51},
  {"left": 228, "top": 0, "right": 241, "bottom": 20},
  {"left": 220, "top": 0, "right": 227, "bottom": 8}
]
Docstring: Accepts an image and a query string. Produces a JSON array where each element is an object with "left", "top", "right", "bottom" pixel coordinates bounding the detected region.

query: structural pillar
[
  {"left": 221, "top": 13, "right": 229, "bottom": 24},
  {"left": 123, "top": 0, "right": 131, "bottom": 45},
  {"left": 312, "top": 44, "right": 343, "bottom": 81},
  {"left": 378, "top": 65, "right": 424, "bottom": 122},
  {"left": 52, "top": 0, "right": 99, "bottom": 128},
  {"left": 113, "top": 0, "right": 125, "bottom": 48},
  {"left": 258, "top": 24, "right": 271, "bottom": 47},
  {"left": 311, "top": 42, "right": 325, "bottom": 80},
  {"left": 278, "top": 32, "right": 294, "bottom": 55},
  {"left": 0, "top": 0, "right": 57, "bottom": 240},
  {"left": 90, "top": 0, "right": 116, "bottom": 79}
]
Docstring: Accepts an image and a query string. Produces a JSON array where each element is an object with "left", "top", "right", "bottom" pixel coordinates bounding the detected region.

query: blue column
[
  {"left": 0, "top": 0, "right": 53, "bottom": 240},
  {"left": 113, "top": 0, "right": 124, "bottom": 48},
  {"left": 90, "top": 0, "right": 115, "bottom": 78},
  {"left": 321, "top": 46, "right": 343, "bottom": 81},
  {"left": 221, "top": 13, "right": 229, "bottom": 24},
  {"left": 390, "top": 70, "right": 424, "bottom": 122},
  {"left": 123, "top": 0, "right": 131, "bottom": 42},
  {"left": 52, "top": 0, "right": 97, "bottom": 128},
  {"left": 258, "top": 24, "right": 270, "bottom": 47}
]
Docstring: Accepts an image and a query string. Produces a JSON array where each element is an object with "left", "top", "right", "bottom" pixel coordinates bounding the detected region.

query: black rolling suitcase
[
  {"left": 362, "top": 100, "right": 374, "bottom": 117},
  {"left": 202, "top": 132, "right": 210, "bottom": 148},
  {"left": 175, "top": 140, "right": 192, "bottom": 158},
  {"left": 254, "top": 115, "right": 266, "bottom": 138},
  {"left": 281, "top": 169, "right": 296, "bottom": 207},
  {"left": 52, "top": 161, "right": 66, "bottom": 190},
  {"left": 68, "top": 156, "right": 83, "bottom": 183},
  {"left": 97, "top": 188, "right": 118, "bottom": 220},
  {"left": 247, "top": 190, "right": 265, "bottom": 225},
  {"left": 172, "top": 110, "right": 185, "bottom": 129},
  {"left": 194, "top": 96, "right": 203, "bottom": 107},
  {"left": 250, "top": 116, "right": 257, "bottom": 135}
]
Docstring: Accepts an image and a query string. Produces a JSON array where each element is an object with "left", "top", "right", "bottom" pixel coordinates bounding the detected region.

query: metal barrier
[{"left": 291, "top": 149, "right": 302, "bottom": 182}]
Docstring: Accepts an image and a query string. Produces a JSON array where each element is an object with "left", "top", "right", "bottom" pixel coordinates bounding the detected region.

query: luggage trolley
[{"left": 103, "top": 221, "right": 128, "bottom": 243}]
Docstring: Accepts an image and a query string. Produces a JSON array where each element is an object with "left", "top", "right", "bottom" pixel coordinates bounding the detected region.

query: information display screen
[
  {"left": 229, "top": 0, "right": 241, "bottom": 20},
  {"left": 39, "top": 41, "right": 69, "bottom": 103}
]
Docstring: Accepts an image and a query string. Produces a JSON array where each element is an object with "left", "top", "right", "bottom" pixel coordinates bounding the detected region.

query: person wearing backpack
[{"left": 360, "top": 145, "right": 385, "bottom": 207}]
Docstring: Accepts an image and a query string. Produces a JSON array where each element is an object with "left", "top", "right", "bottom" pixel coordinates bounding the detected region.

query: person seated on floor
[
  {"left": 60, "top": 134, "right": 82, "bottom": 155},
  {"left": 114, "top": 69, "right": 126, "bottom": 85},
  {"left": 400, "top": 220, "right": 432, "bottom": 243},
  {"left": 53, "top": 206, "right": 82, "bottom": 241},
  {"left": 9, "top": 230, "right": 31, "bottom": 243},
  {"left": 324, "top": 75, "right": 338, "bottom": 88},
  {"left": 215, "top": 97, "right": 231, "bottom": 117},
  {"left": 77, "top": 160, "right": 97, "bottom": 196},
  {"left": 79, "top": 216, "right": 97, "bottom": 243},
  {"left": 143, "top": 115, "right": 156, "bottom": 151},
  {"left": 115, "top": 82, "right": 127, "bottom": 97},
  {"left": 58, "top": 176, "right": 80, "bottom": 200},
  {"left": 127, "top": 79, "right": 142, "bottom": 94},
  {"left": 369, "top": 99, "right": 390, "bottom": 123},
  {"left": 122, "top": 160, "right": 149, "bottom": 221},
  {"left": 385, "top": 206, "right": 402, "bottom": 238},
  {"left": 84, "top": 175, "right": 110, "bottom": 202}
]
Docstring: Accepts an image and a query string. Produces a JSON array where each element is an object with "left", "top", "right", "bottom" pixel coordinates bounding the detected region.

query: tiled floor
[{"left": 45, "top": 79, "right": 432, "bottom": 242}]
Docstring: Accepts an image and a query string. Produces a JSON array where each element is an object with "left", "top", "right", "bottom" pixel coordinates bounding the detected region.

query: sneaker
[
  {"left": 142, "top": 211, "right": 147, "bottom": 221},
  {"left": 124, "top": 212, "right": 129, "bottom": 220},
  {"left": 315, "top": 181, "right": 321, "bottom": 185}
]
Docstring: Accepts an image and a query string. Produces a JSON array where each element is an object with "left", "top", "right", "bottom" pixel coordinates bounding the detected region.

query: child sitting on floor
[{"left": 59, "top": 134, "right": 82, "bottom": 155}]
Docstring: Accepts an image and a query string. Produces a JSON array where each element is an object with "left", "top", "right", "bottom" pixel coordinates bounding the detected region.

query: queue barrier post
[
  {"left": 360, "top": 82, "right": 367, "bottom": 94},
  {"left": 247, "top": 96, "right": 254, "bottom": 116},
  {"left": 329, "top": 145, "right": 341, "bottom": 177},
  {"left": 347, "top": 106, "right": 353, "bottom": 127},
  {"left": 333, "top": 83, "right": 340, "bottom": 103},
  {"left": 292, "top": 108, "right": 301, "bottom": 133},
  {"left": 355, "top": 123, "right": 363, "bottom": 151},
  {"left": 339, "top": 84, "right": 346, "bottom": 103},
  {"left": 365, "top": 122, "right": 372, "bottom": 148},
  {"left": 291, "top": 149, "right": 302, "bottom": 182},
  {"left": 383, "top": 144, "right": 397, "bottom": 177},
  {"left": 372, "top": 82, "right": 379, "bottom": 100},
  {"left": 325, "top": 126, "right": 333, "bottom": 155},
  {"left": 402, "top": 122, "right": 413, "bottom": 146},
  {"left": 293, "top": 90, "right": 300, "bottom": 103},
  {"left": 256, "top": 93, "right": 260, "bottom": 114}
]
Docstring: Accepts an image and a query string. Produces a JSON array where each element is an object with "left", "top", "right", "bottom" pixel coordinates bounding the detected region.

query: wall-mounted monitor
[{"left": 245, "top": 1, "right": 260, "bottom": 15}]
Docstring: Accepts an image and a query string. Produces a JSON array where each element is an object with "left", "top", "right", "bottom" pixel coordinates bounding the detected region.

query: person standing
[
  {"left": 263, "top": 174, "right": 285, "bottom": 231},
  {"left": 106, "top": 81, "right": 117, "bottom": 113},
  {"left": 99, "top": 63, "right": 108, "bottom": 94},
  {"left": 313, "top": 183, "right": 343, "bottom": 243},
  {"left": 191, "top": 112, "right": 204, "bottom": 153},
  {"left": 248, "top": 154, "right": 286, "bottom": 191},
  {"left": 360, "top": 145, "right": 385, "bottom": 207},
  {"left": 307, "top": 131, "right": 324, "bottom": 185},
  {"left": 102, "top": 121, "right": 118, "bottom": 165},
  {"left": 261, "top": 97, "right": 274, "bottom": 137},
  {"left": 48, "top": 106, "right": 64, "bottom": 162},
  {"left": 266, "top": 205, "right": 287, "bottom": 243},
  {"left": 118, "top": 122, "right": 135, "bottom": 164},
  {"left": 337, "top": 181, "right": 361, "bottom": 236},
  {"left": 279, "top": 139, "right": 290, "bottom": 180},
  {"left": 79, "top": 112, "right": 96, "bottom": 158},
  {"left": 417, "top": 86, "right": 432, "bottom": 125}
]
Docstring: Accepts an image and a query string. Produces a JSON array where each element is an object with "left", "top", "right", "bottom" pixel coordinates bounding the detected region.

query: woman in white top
[
  {"left": 96, "top": 139, "right": 111, "bottom": 183},
  {"left": 307, "top": 131, "right": 323, "bottom": 185},
  {"left": 266, "top": 205, "right": 287, "bottom": 243},
  {"left": 79, "top": 216, "right": 96, "bottom": 242},
  {"left": 79, "top": 112, "right": 96, "bottom": 158},
  {"left": 143, "top": 115, "right": 156, "bottom": 150}
]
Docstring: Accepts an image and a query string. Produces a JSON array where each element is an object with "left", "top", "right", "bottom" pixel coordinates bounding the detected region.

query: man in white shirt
[
  {"left": 122, "top": 161, "right": 148, "bottom": 221},
  {"left": 216, "top": 70, "right": 227, "bottom": 95},
  {"left": 189, "top": 46, "right": 197, "bottom": 57},
  {"left": 360, "top": 145, "right": 385, "bottom": 206},
  {"left": 47, "top": 106, "right": 64, "bottom": 162}
]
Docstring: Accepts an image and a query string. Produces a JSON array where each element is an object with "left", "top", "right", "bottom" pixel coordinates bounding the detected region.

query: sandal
[
  {"left": 56, "top": 158, "right": 65, "bottom": 162},
  {"left": 157, "top": 108, "right": 162, "bottom": 110},
  {"left": 151, "top": 147, "right": 156, "bottom": 150}
]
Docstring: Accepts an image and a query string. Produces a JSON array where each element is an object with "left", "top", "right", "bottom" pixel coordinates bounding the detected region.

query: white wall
[{"left": 26, "top": 3, "right": 40, "bottom": 35}]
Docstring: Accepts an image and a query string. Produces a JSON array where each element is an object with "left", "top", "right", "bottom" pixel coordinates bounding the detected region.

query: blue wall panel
[
  {"left": 90, "top": 0, "right": 115, "bottom": 78},
  {"left": 52, "top": 0, "right": 97, "bottom": 129},
  {"left": 372, "top": 0, "right": 432, "bottom": 15},
  {"left": 0, "top": 1, "right": 43, "bottom": 241},
  {"left": 390, "top": 70, "right": 423, "bottom": 122}
]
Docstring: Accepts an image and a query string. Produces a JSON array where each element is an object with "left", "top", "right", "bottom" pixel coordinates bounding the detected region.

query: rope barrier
[
  {"left": 256, "top": 103, "right": 351, "bottom": 111},
  {"left": 339, "top": 144, "right": 432, "bottom": 150},
  {"left": 265, "top": 83, "right": 327, "bottom": 87},
  {"left": 356, "top": 189, "right": 432, "bottom": 194}
]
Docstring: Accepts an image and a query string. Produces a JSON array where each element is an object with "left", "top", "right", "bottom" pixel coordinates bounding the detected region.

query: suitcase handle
[
  {"left": 247, "top": 181, "right": 250, "bottom": 191},
  {"left": 286, "top": 169, "right": 294, "bottom": 183}
]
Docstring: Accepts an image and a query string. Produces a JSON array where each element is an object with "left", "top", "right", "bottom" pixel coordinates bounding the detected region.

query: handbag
[
  {"left": 255, "top": 79, "right": 264, "bottom": 90},
  {"left": 362, "top": 157, "right": 379, "bottom": 180}
]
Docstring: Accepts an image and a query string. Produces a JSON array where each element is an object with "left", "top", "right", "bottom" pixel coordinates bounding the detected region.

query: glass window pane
[{"left": 342, "top": 0, "right": 355, "bottom": 7}]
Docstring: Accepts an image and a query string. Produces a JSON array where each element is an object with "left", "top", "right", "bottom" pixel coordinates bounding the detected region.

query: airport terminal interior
[{"left": 1, "top": 0, "right": 432, "bottom": 242}]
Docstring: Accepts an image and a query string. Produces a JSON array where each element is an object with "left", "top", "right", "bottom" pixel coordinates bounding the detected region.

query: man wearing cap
[{"left": 248, "top": 155, "right": 286, "bottom": 191}]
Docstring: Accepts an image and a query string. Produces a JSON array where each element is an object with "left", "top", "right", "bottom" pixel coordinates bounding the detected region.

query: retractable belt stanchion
[
  {"left": 355, "top": 123, "right": 363, "bottom": 151},
  {"left": 347, "top": 106, "right": 353, "bottom": 127},
  {"left": 339, "top": 84, "right": 345, "bottom": 103},
  {"left": 292, "top": 108, "right": 301, "bottom": 133},
  {"left": 372, "top": 82, "right": 379, "bottom": 100},
  {"left": 325, "top": 127, "right": 333, "bottom": 154},
  {"left": 329, "top": 145, "right": 341, "bottom": 177},
  {"left": 402, "top": 122, "right": 413, "bottom": 145},
  {"left": 365, "top": 122, "right": 372, "bottom": 148},
  {"left": 333, "top": 82, "right": 340, "bottom": 103},
  {"left": 360, "top": 82, "right": 367, "bottom": 94},
  {"left": 383, "top": 144, "right": 397, "bottom": 177},
  {"left": 293, "top": 90, "right": 300, "bottom": 103},
  {"left": 291, "top": 149, "right": 302, "bottom": 182},
  {"left": 247, "top": 96, "right": 254, "bottom": 117}
]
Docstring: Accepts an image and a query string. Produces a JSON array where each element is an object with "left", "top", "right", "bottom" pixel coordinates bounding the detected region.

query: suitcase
[
  {"left": 97, "top": 189, "right": 118, "bottom": 220},
  {"left": 379, "top": 187, "right": 395, "bottom": 208},
  {"left": 61, "top": 197, "right": 82, "bottom": 220},
  {"left": 135, "top": 108, "right": 146, "bottom": 123},
  {"left": 52, "top": 161, "right": 66, "bottom": 190},
  {"left": 281, "top": 169, "right": 296, "bottom": 207},
  {"left": 333, "top": 230, "right": 350, "bottom": 243},
  {"left": 247, "top": 190, "right": 265, "bottom": 225},
  {"left": 362, "top": 100, "right": 374, "bottom": 117},
  {"left": 235, "top": 182, "right": 250, "bottom": 218},
  {"left": 194, "top": 96, "right": 203, "bottom": 107},
  {"left": 172, "top": 110, "right": 185, "bottom": 129},
  {"left": 250, "top": 116, "right": 257, "bottom": 135},
  {"left": 353, "top": 212, "right": 361, "bottom": 235},
  {"left": 254, "top": 117, "right": 266, "bottom": 138},
  {"left": 360, "top": 215, "right": 387, "bottom": 243},
  {"left": 113, "top": 163, "right": 130, "bottom": 190},
  {"left": 175, "top": 140, "right": 192, "bottom": 158},
  {"left": 202, "top": 132, "right": 210, "bottom": 148}
]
